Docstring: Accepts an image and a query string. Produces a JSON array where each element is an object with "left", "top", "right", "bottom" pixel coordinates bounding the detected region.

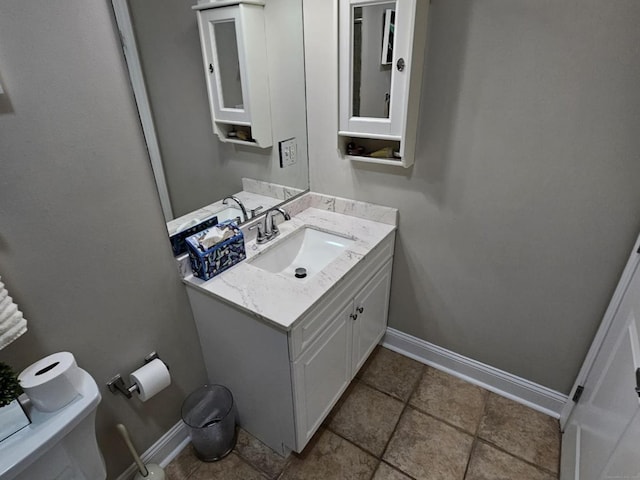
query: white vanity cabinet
[
  {"left": 193, "top": 1, "right": 272, "bottom": 147},
  {"left": 338, "top": 0, "right": 429, "bottom": 167},
  {"left": 291, "top": 259, "right": 392, "bottom": 447},
  {"left": 186, "top": 233, "right": 394, "bottom": 455}
]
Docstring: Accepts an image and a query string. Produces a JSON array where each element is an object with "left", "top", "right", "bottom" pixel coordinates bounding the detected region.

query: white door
[{"left": 561, "top": 237, "right": 640, "bottom": 480}]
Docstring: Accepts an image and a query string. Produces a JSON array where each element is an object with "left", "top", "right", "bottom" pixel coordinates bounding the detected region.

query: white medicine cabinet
[
  {"left": 338, "top": 0, "right": 429, "bottom": 167},
  {"left": 193, "top": 0, "right": 272, "bottom": 147}
]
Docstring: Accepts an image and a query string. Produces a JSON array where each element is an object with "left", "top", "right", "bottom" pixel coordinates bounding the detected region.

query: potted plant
[{"left": 0, "top": 361, "right": 30, "bottom": 442}]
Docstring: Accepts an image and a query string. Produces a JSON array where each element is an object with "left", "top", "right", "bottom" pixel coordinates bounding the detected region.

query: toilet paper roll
[
  {"left": 18, "top": 352, "right": 81, "bottom": 412},
  {"left": 129, "top": 359, "right": 171, "bottom": 402}
]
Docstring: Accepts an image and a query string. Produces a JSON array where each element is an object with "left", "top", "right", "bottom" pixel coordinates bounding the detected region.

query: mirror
[
  {"left": 213, "top": 21, "right": 244, "bottom": 110},
  {"left": 351, "top": 2, "right": 395, "bottom": 119},
  {"left": 113, "top": 0, "right": 309, "bottom": 239}
]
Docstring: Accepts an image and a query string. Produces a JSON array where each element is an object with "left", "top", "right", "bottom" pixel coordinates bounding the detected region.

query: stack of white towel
[{"left": 0, "top": 276, "right": 27, "bottom": 350}]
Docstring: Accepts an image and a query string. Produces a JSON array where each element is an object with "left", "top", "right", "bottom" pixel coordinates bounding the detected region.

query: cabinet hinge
[{"left": 572, "top": 385, "right": 584, "bottom": 403}]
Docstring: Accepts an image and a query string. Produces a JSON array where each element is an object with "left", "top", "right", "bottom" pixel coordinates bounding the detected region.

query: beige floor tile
[
  {"left": 409, "top": 366, "right": 488, "bottom": 433},
  {"left": 234, "top": 429, "right": 289, "bottom": 479},
  {"left": 465, "top": 442, "right": 557, "bottom": 480},
  {"left": 383, "top": 408, "right": 473, "bottom": 480},
  {"left": 327, "top": 381, "right": 404, "bottom": 456},
  {"left": 280, "top": 429, "right": 378, "bottom": 480},
  {"left": 164, "top": 444, "right": 201, "bottom": 480},
  {"left": 189, "top": 452, "right": 266, "bottom": 480},
  {"left": 478, "top": 393, "right": 560, "bottom": 473},
  {"left": 372, "top": 462, "right": 413, "bottom": 480},
  {"left": 357, "top": 346, "right": 424, "bottom": 401}
]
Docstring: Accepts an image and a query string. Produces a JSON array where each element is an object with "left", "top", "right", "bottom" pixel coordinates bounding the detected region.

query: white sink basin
[
  {"left": 250, "top": 227, "right": 354, "bottom": 279},
  {"left": 214, "top": 207, "right": 243, "bottom": 223},
  {"left": 174, "top": 217, "right": 204, "bottom": 234}
]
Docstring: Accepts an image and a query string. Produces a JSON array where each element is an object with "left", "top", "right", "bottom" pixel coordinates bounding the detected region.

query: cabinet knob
[
  {"left": 396, "top": 58, "right": 405, "bottom": 72},
  {"left": 356, "top": 306, "right": 364, "bottom": 314},
  {"left": 350, "top": 313, "right": 358, "bottom": 321},
  {"left": 209, "top": 63, "right": 214, "bottom": 74}
]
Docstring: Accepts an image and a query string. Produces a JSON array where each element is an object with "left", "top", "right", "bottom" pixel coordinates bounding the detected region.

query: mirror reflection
[
  {"left": 214, "top": 21, "right": 244, "bottom": 110},
  {"left": 352, "top": 2, "right": 395, "bottom": 119},
  {"left": 116, "top": 0, "right": 309, "bottom": 239}
]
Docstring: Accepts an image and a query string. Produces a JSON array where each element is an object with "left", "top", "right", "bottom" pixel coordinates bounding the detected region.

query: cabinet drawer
[{"left": 288, "top": 232, "right": 395, "bottom": 360}]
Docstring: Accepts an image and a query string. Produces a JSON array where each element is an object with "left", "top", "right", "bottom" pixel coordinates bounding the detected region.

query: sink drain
[{"left": 295, "top": 267, "right": 307, "bottom": 279}]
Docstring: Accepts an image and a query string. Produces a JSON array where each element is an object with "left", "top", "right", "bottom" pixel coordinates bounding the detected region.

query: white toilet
[{"left": 0, "top": 367, "right": 106, "bottom": 480}]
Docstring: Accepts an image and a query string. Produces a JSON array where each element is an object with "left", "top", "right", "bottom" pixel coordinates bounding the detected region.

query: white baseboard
[
  {"left": 382, "top": 328, "right": 568, "bottom": 419},
  {"left": 115, "top": 421, "right": 190, "bottom": 480}
]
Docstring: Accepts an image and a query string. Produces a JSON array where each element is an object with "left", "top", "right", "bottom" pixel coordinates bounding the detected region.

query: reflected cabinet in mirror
[
  {"left": 195, "top": 1, "right": 272, "bottom": 147},
  {"left": 112, "top": 0, "right": 309, "bottom": 243},
  {"left": 339, "top": 0, "right": 429, "bottom": 168}
]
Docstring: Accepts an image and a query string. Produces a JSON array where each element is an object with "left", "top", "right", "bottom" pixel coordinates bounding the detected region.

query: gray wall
[
  {"left": 305, "top": 0, "right": 640, "bottom": 393},
  {"left": 129, "top": 0, "right": 309, "bottom": 219},
  {"left": 0, "top": 0, "right": 207, "bottom": 476}
]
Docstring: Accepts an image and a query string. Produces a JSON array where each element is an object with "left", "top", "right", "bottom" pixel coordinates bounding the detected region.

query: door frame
[{"left": 560, "top": 232, "right": 640, "bottom": 428}]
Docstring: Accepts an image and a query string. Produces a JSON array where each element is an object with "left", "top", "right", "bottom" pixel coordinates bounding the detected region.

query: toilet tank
[{"left": 0, "top": 368, "right": 106, "bottom": 480}]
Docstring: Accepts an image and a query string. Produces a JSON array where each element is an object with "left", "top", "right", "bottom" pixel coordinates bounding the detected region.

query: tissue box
[
  {"left": 186, "top": 222, "right": 246, "bottom": 280},
  {"left": 169, "top": 215, "right": 220, "bottom": 256}
]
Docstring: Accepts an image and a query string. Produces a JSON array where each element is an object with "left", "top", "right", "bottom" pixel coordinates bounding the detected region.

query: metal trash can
[{"left": 181, "top": 384, "right": 237, "bottom": 461}]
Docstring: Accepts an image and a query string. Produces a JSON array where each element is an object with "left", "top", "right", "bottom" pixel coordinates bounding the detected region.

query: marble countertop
[{"left": 183, "top": 205, "right": 396, "bottom": 330}]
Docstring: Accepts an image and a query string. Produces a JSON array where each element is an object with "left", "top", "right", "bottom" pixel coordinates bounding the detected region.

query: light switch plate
[{"left": 279, "top": 138, "right": 297, "bottom": 168}]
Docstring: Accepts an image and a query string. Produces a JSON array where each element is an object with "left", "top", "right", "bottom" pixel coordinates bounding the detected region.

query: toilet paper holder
[{"left": 107, "top": 352, "right": 169, "bottom": 399}]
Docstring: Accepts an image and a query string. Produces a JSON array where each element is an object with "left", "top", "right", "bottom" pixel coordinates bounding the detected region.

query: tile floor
[{"left": 167, "top": 347, "right": 561, "bottom": 480}]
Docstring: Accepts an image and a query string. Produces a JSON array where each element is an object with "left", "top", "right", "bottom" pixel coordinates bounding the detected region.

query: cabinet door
[
  {"left": 292, "top": 302, "right": 353, "bottom": 450},
  {"left": 352, "top": 260, "right": 393, "bottom": 373},
  {"left": 197, "top": 7, "right": 251, "bottom": 125},
  {"left": 339, "top": 0, "right": 414, "bottom": 138}
]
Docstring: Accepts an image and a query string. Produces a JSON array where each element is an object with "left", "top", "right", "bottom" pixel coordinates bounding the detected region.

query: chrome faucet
[
  {"left": 266, "top": 207, "right": 291, "bottom": 239},
  {"left": 249, "top": 207, "right": 290, "bottom": 244},
  {"left": 222, "top": 196, "right": 249, "bottom": 223}
]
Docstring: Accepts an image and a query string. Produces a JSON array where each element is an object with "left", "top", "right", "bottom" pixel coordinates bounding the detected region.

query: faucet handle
[
  {"left": 250, "top": 206, "right": 263, "bottom": 218},
  {"left": 249, "top": 223, "right": 267, "bottom": 244}
]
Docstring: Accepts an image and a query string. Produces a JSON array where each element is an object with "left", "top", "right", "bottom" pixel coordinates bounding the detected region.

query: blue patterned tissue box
[{"left": 186, "top": 221, "right": 246, "bottom": 280}]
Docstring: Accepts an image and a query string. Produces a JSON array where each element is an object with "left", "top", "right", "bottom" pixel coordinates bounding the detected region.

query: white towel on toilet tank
[{"left": 0, "top": 276, "right": 28, "bottom": 350}]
